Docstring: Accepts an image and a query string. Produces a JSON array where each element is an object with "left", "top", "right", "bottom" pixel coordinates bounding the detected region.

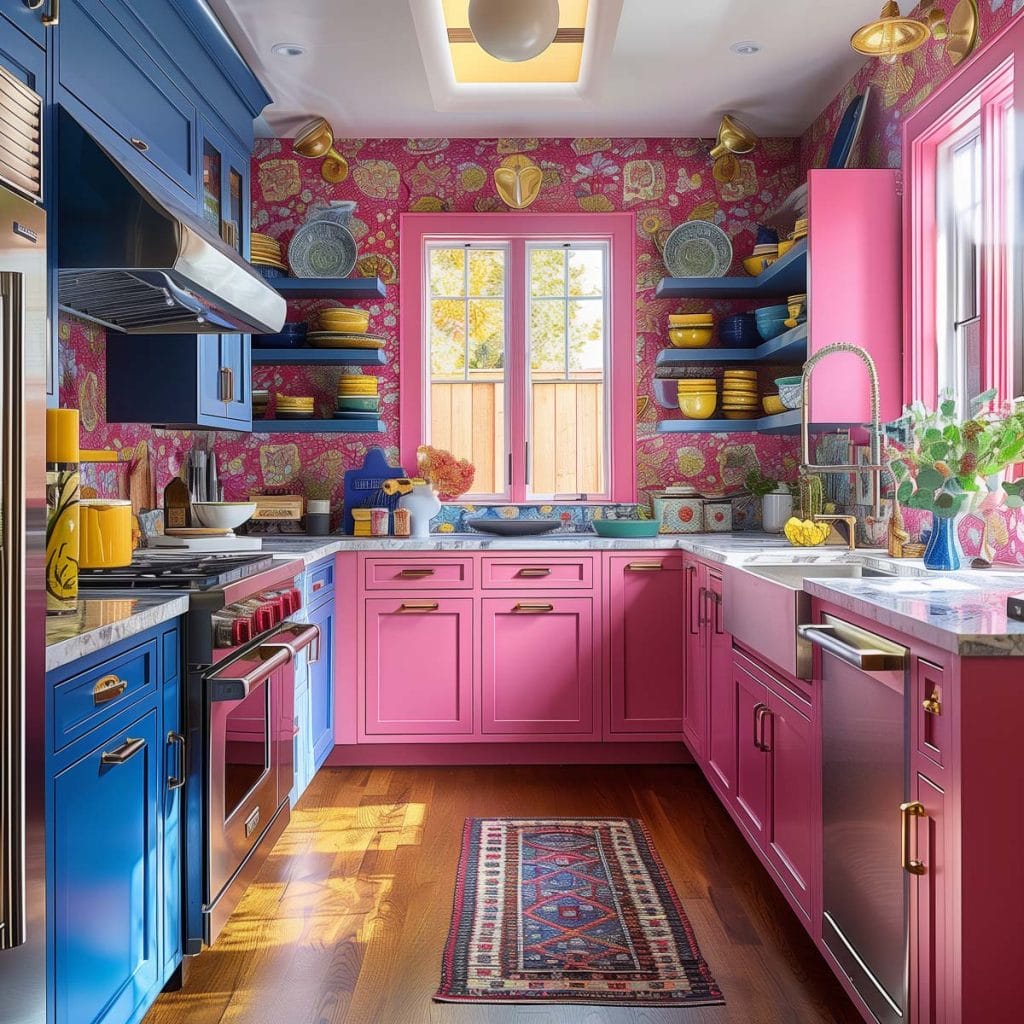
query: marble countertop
[{"left": 46, "top": 594, "right": 189, "bottom": 673}]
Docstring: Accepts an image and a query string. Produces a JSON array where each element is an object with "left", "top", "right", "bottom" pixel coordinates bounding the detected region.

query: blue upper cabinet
[{"left": 0, "top": 0, "right": 53, "bottom": 48}]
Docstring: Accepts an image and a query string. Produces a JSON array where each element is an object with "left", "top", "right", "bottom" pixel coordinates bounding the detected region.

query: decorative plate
[
  {"left": 307, "top": 331, "right": 386, "bottom": 349},
  {"left": 827, "top": 88, "right": 870, "bottom": 170},
  {"left": 288, "top": 220, "right": 358, "bottom": 278},
  {"left": 465, "top": 518, "right": 561, "bottom": 537},
  {"left": 662, "top": 221, "right": 733, "bottom": 278}
]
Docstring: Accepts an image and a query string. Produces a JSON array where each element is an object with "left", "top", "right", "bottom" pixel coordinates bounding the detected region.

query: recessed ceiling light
[
  {"left": 271, "top": 42, "right": 306, "bottom": 57},
  {"left": 729, "top": 41, "right": 762, "bottom": 55}
]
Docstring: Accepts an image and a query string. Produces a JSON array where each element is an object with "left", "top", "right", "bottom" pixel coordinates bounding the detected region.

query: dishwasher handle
[{"left": 798, "top": 624, "right": 907, "bottom": 671}]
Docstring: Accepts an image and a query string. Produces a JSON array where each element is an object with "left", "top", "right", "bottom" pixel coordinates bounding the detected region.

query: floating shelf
[
  {"left": 654, "top": 410, "right": 803, "bottom": 435},
  {"left": 655, "top": 323, "right": 807, "bottom": 367},
  {"left": 251, "top": 348, "right": 387, "bottom": 366},
  {"left": 272, "top": 277, "right": 387, "bottom": 300},
  {"left": 656, "top": 240, "right": 807, "bottom": 299},
  {"left": 251, "top": 418, "right": 386, "bottom": 433}
]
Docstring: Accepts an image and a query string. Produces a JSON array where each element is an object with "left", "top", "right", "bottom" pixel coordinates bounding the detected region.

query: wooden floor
[{"left": 145, "top": 765, "right": 861, "bottom": 1024}]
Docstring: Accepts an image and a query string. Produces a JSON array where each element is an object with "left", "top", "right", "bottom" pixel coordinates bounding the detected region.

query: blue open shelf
[
  {"left": 655, "top": 323, "right": 807, "bottom": 366},
  {"left": 272, "top": 277, "right": 387, "bottom": 300},
  {"left": 251, "top": 347, "right": 386, "bottom": 366},
  {"left": 654, "top": 410, "right": 803, "bottom": 435},
  {"left": 656, "top": 240, "right": 807, "bottom": 299},
  {"left": 251, "top": 418, "right": 386, "bottom": 433}
]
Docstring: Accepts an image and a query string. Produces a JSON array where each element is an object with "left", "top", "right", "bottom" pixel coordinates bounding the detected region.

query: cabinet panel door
[
  {"left": 606, "top": 554, "right": 684, "bottom": 735},
  {"left": 363, "top": 598, "right": 473, "bottom": 735},
  {"left": 220, "top": 334, "right": 251, "bottom": 425},
  {"left": 765, "top": 687, "right": 814, "bottom": 919},
  {"left": 909, "top": 772, "right": 948, "bottom": 1024},
  {"left": 53, "top": 710, "right": 161, "bottom": 1024},
  {"left": 197, "top": 336, "right": 227, "bottom": 420},
  {"left": 682, "top": 558, "right": 705, "bottom": 759},
  {"left": 481, "top": 597, "right": 596, "bottom": 737},
  {"left": 1, "top": 3, "right": 47, "bottom": 46},
  {"left": 705, "top": 572, "right": 735, "bottom": 795},
  {"left": 162, "top": 628, "right": 183, "bottom": 980},
  {"left": 733, "top": 660, "right": 768, "bottom": 845},
  {"left": 308, "top": 597, "right": 335, "bottom": 769}
]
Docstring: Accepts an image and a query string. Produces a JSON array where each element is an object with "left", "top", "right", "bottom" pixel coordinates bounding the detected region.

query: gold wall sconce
[
  {"left": 293, "top": 116, "right": 349, "bottom": 183},
  {"left": 708, "top": 114, "right": 757, "bottom": 183},
  {"left": 494, "top": 155, "right": 543, "bottom": 209},
  {"left": 851, "top": 0, "right": 978, "bottom": 66}
]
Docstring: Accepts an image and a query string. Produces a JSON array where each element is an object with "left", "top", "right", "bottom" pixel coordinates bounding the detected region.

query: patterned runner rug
[{"left": 436, "top": 817, "right": 724, "bottom": 1006}]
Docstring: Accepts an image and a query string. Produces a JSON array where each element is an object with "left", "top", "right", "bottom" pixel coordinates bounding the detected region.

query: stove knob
[
  {"left": 231, "top": 617, "right": 253, "bottom": 646},
  {"left": 269, "top": 596, "right": 285, "bottom": 624},
  {"left": 254, "top": 605, "right": 275, "bottom": 634},
  {"left": 290, "top": 587, "right": 302, "bottom": 614}
]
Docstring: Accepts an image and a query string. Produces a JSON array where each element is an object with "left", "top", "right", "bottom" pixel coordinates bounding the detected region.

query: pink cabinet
[
  {"left": 682, "top": 557, "right": 705, "bottom": 759},
  {"left": 362, "top": 597, "right": 473, "bottom": 736},
  {"left": 481, "top": 597, "right": 597, "bottom": 737},
  {"left": 705, "top": 570, "right": 735, "bottom": 795},
  {"left": 733, "top": 658, "right": 768, "bottom": 845},
  {"left": 605, "top": 553, "right": 685, "bottom": 737}
]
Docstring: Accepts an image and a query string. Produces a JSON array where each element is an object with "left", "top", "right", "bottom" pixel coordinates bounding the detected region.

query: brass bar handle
[
  {"left": 167, "top": 732, "right": 185, "bottom": 791},
  {"left": 900, "top": 801, "right": 927, "bottom": 876},
  {"left": 626, "top": 561, "right": 662, "bottom": 571},
  {"left": 42, "top": 0, "right": 58, "bottom": 26},
  {"left": 517, "top": 568, "right": 551, "bottom": 578},
  {"left": 399, "top": 601, "right": 439, "bottom": 612},
  {"left": 398, "top": 568, "right": 436, "bottom": 578},
  {"left": 218, "top": 366, "right": 231, "bottom": 401},
  {"left": 101, "top": 736, "right": 145, "bottom": 766},
  {"left": 93, "top": 673, "right": 127, "bottom": 706},
  {"left": 922, "top": 691, "right": 942, "bottom": 716},
  {"left": 758, "top": 707, "right": 773, "bottom": 752},
  {"left": 697, "top": 587, "right": 708, "bottom": 627},
  {"left": 513, "top": 603, "right": 554, "bottom": 613},
  {"left": 261, "top": 621, "right": 321, "bottom": 664},
  {"left": 752, "top": 702, "right": 765, "bottom": 751},
  {"left": 129, "top": 136, "right": 149, "bottom": 153}
]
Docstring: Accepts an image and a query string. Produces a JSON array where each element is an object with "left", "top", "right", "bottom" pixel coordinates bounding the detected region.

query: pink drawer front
[
  {"left": 481, "top": 555, "right": 595, "bottom": 590},
  {"left": 363, "top": 556, "right": 473, "bottom": 590}
]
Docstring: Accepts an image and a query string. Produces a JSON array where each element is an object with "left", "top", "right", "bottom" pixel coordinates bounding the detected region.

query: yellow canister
[{"left": 79, "top": 499, "right": 135, "bottom": 568}]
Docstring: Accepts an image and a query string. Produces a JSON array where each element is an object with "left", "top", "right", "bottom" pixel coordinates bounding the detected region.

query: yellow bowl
[
  {"left": 678, "top": 392, "right": 718, "bottom": 419},
  {"left": 777, "top": 239, "right": 795, "bottom": 258},
  {"left": 668, "top": 326, "right": 713, "bottom": 348},
  {"left": 723, "top": 409, "right": 758, "bottom": 420},
  {"left": 669, "top": 313, "right": 713, "bottom": 326},
  {"left": 744, "top": 254, "right": 777, "bottom": 277},
  {"left": 676, "top": 378, "right": 716, "bottom": 388},
  {"left": 676, "top": 383, "right": 717, "bottom": 392},
  {"left": 319, "top": 308, "right": 370, "bottom": 332},
  {"left": 762, "top": 395, "right": 786, "bottom": 415},
  {"left": 723, "top": 368, "right": 758, "bottom": 377}
]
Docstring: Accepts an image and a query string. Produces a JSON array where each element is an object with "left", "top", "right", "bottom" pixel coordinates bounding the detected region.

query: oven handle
[
  {"left": 206, "top": 644, "right": 291, "bottom": 703},
  {"left": 798, "top": 624, "right": 907, "bottom": 671},
  {"left": 260, "top": 621, "right": 321, "bottom": 665}
]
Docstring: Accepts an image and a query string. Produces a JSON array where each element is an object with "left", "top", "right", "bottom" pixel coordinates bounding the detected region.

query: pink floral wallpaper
[{"left": 62, "top": 135, "right": 806, "bottom": 509}]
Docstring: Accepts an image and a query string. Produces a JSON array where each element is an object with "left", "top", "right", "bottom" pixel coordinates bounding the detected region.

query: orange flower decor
[{"left": 417, "top": 445, "right": 475, "bottom": 500}]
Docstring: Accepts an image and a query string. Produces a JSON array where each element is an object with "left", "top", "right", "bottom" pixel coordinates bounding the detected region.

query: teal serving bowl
[
  {"left": 592, "top": 519, "right": 661, "bottom": 538},
  {"left": 336, "top": 396, "right": 380, "bottom": 412}
]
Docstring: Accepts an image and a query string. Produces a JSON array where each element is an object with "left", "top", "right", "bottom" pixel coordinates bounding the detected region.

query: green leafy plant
[
  {"left": 744, "top": 469, "right": 779, "bottom": 499},
  {"left": 889, "top": 390, "right": 1024, "bottom": 518}
]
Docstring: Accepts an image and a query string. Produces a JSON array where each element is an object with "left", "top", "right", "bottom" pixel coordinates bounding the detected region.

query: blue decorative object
[
  {"left": 755, "top": 224, "right": 779, "bottom": 246},
  {"left": 288, "top": 220, "right": 358, "bottom": 278},
  {"left": 923, "top": 511, "right": 963, "bottom": 571},
  {"left": 827, "top": 89, "right": 870, "bottom": 169},
  {"left": 718, "top": 312, "right": 760, "bottom": 348}
]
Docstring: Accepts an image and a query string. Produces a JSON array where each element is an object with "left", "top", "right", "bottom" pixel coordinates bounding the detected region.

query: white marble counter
[{"left": 46, "top": 595, "right": 189, "bottom": 673}]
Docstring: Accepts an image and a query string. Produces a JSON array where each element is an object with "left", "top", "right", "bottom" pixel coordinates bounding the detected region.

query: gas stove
[{"left": 78, "top": 551, "right": 275, "bottom": 590}]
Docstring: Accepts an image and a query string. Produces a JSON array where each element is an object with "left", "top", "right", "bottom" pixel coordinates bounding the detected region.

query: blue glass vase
[{"left": 922, "top": 511, "right": 963, "bottom": 571}]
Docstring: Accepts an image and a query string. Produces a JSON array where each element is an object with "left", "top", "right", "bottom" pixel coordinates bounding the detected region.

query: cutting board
[{"left": 342, "top": 447, "right": 407, "bottom": 535}]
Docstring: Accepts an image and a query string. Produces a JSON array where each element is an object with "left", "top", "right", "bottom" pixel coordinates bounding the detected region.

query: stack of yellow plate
[
  {"left": 275, "top": 395, "right": 314, "bottom": 419},
  {"left": 721, "top": 369, "right": 759, "bottom": 420},
  {"left": 792, "top": 216, "right": 808, "bottom": 242},
  {"left": 337, "top": 374, "right": 378, "bottom": 396},
  {"left": 676, "top": 378, "right": 717, "bottom": 420},
  {"left": 319, "top": 307, "right": 370, "bottom": 333},
  {"left": 251, "top": 232, "right": 287, "bottom": 270}
]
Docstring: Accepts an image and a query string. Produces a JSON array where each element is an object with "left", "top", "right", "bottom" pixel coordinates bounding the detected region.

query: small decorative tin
[
  {"left": 652, "top": 493, "right": 704, "bottom": 534},
  {"left": 368, "top": 507, "right": 389, "bottom": 536},
  {"left": 703, "top": 500, "right": 733, "bottom": 532},
  {"left": 392, "top": 507, "right": 411, "bottom": 537}
]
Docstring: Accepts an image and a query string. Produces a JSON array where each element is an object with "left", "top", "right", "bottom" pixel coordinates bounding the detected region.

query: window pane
[
  {"left": 430, "top": 299, "right": 466, "bottom": 377},
  {"left": 468, "top": 249, "right": 504, "bottom": 296},
  {"left": 530, "top": 300, "right": 567, "bottom": 373},
  {"left": 429, "top": 247, "right": 465, "bottom": 296},
  {"left": 530, "top": 247, "right": 566, "bottom": 297},
  {"left": 568, "top": 300, "right": 605, "bottom": 373},
  {"left": 468, "top": 299, "right": 505, "bottom": 369},
  {"left": 568, "top": 249, "right": 603, "bottom": 296}
]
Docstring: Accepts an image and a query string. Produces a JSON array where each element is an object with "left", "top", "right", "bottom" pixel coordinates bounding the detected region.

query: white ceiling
[{"left": 209, "top": 0, "right": 880, "bottom": 139}]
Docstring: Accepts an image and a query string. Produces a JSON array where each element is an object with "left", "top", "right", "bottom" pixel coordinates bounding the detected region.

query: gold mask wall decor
[
  {"left": 293, "top": 116, "right": 350, "bottom": 183},
  {"left": 708, "top": 114, "right": 757, "bottom": 184},
  {"left": 494, "top": 155, "right": 543, "bottom": 209}
]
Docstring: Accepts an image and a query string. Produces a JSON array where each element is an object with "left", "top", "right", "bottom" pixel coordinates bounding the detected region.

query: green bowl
[
  {"left": 591, "top": 519, "right": 661, "bottom": 538},
  {"left": 335, "top": 396, "right": 380, "bottom": 412}
]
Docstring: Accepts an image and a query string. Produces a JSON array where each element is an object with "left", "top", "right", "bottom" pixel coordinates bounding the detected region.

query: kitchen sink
[{"left": 725, "top": 561, "right": 898, "bottom": 679}]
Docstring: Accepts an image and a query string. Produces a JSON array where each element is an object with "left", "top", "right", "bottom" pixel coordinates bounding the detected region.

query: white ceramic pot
[
  {"left": 397, "top": 484, "right": 441, "bottom": 539},
  {"left": 762, "top": 488, "right": 793, "bottom": 534}
]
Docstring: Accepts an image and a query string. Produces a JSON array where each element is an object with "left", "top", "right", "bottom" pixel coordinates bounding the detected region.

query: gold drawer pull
[
  {"left": 399, "top": 601, "right": 439, "bottom": 612},
  {"left": 626, "top": 561, "right": 662, "bottom": 571},
  {"left": 517, "top": 567, "right": 551, "bottom": 578},
  {"left": 900, "top": 801, "right": 927, "bottom": 876},
  {"left": 398, "top": 568, "right": 435, "bottom": 578},
  {"left": 129, "top": 135, "right": 149, "bottom": 152},
  {"left": 101, "top": 737, "right": 146, "bottom": 766},
  {"left": 93, "top": 674, "right": 128, "bottom": 706},
  {"left": 513, "top": 603, "right": 554, "bottom": 613},
  {"left": 922, "top": 691, "right": 942, "bottom": 716}
]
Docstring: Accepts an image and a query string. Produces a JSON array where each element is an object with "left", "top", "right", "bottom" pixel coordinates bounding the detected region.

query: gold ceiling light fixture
[
  {"left": 850, "top": 1, "right": 930, "bottom": 64},
  {"left": 927, "top": 0, "right": 980, "bottom": 65},
  {"left": 293, "top": 117, "right": 349, "bottom": 184},
  {"left": 494, "top": 155, "right": 543, "bottom": 209},
  {"left": 708, "top": 114, "right": 758, "bottom": 184}
]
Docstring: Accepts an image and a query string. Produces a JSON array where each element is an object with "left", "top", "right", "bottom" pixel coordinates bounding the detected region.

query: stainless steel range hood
[{"left": 57, "top": 110, "right": 286, "bottom": 335}]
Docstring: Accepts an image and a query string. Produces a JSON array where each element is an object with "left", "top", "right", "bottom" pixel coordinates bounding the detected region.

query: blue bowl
[
  {"left": 754, "top": 304, "right": 789, "bottom": 320},
  {"left": 255, "top": 264, "right": 286, "bottom": 281},
  {"left": 718, "top": 313, "right": 761, "bottom": 348},
  {"left": 254, "top": 323, "right": 308, "bottom": 348},
  {"left": 756, "top": 317, "right": 790, "bottom": 342}
]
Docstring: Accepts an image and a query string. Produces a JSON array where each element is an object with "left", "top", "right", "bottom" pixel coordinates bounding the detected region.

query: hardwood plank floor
[{"left": 146, "top": 765, "right": 861, "bottom": 1024}]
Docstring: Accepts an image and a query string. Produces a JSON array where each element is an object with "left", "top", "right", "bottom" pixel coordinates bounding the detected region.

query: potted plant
[{"left": 888, "top": 390, "right": 1024, "bottom": 569}]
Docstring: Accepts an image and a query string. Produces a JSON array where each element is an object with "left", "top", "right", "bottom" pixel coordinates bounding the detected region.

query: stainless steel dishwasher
[{"left": 799, "top": 615, "right": 909, "bottom": 1024}]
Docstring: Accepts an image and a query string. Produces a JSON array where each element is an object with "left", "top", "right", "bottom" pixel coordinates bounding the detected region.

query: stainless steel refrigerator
[{"left": 0, "top": 70, "right": 50, "bottom": 1024}]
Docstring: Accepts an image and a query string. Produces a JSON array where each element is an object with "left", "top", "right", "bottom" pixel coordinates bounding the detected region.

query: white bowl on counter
[{"left": 191, "top": 501, "right": 257, "bottom": 530}]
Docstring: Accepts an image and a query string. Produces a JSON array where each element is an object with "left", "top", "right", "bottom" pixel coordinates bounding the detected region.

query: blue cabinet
[
  {"left": 48, "top": 619, "right": 184, "bottom": 1024},
  {"left": 1, "top": 0, "right": 51, "bottom": 47},
  {"left": 308, "top": 596, "right": 335, "bottom": 771}
]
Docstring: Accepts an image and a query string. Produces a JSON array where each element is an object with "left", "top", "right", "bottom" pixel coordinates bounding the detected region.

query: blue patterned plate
[
  {"left": 288, "top": 220, "right": 358, "bottom": 278},
  {"left": 663, "top": 221, "right": 733, "bottom": 278}
]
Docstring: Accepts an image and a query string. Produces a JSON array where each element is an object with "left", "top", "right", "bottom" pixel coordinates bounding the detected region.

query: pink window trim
[
  {"left": 399, "top": 211, "right": 637, "bottom": 503},
  {"left": 903, "top": 13, "right": 1023, "bottom": 408}
]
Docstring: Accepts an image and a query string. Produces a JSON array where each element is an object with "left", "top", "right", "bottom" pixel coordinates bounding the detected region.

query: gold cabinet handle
[
  {"left": 167, "top": 732, "right": 185, "bottom": 791},
  {"left": 697, "top": 586, "right": 708, "bottom": 626},
  {"left": 42, "top": 0, "right": 58, "bottom": 26},
  {"left": 922, "top": 691, "right": 942, "bottom": 716},
  {"left": 101, "top": 737, "right": 146, "bottom": 766},
  {"left": 93, "top": 673, "right": 127, "bottom": 706},
  {"left": 398, "top": 568, "right": 435, "bottom": 578},
  {"left": 513, "top": 603, "right": 554, "bottom": 613},
  {"left": 758, "top": 706, "right": 773, "bottom": 752},
  {"left": 900, "top": 801, "right": 927, "bottom": 875},
  {"left": 752, "top": 702, "right": 766, "bottom": 751},
  {"left": 399, "top": 601, "right": 438, "bottom": 612},
  {"left": 218, "top": 365, "right": 234, "bottom": 402},
  {"left": 129, "top": 136, "right": 149, "bottom": 153},
  {"left": 626, "top": 561, "right": 662, "bottom": 571},
  {"left": 517, "top": 567, "right": 551, "bottom": 578}
]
